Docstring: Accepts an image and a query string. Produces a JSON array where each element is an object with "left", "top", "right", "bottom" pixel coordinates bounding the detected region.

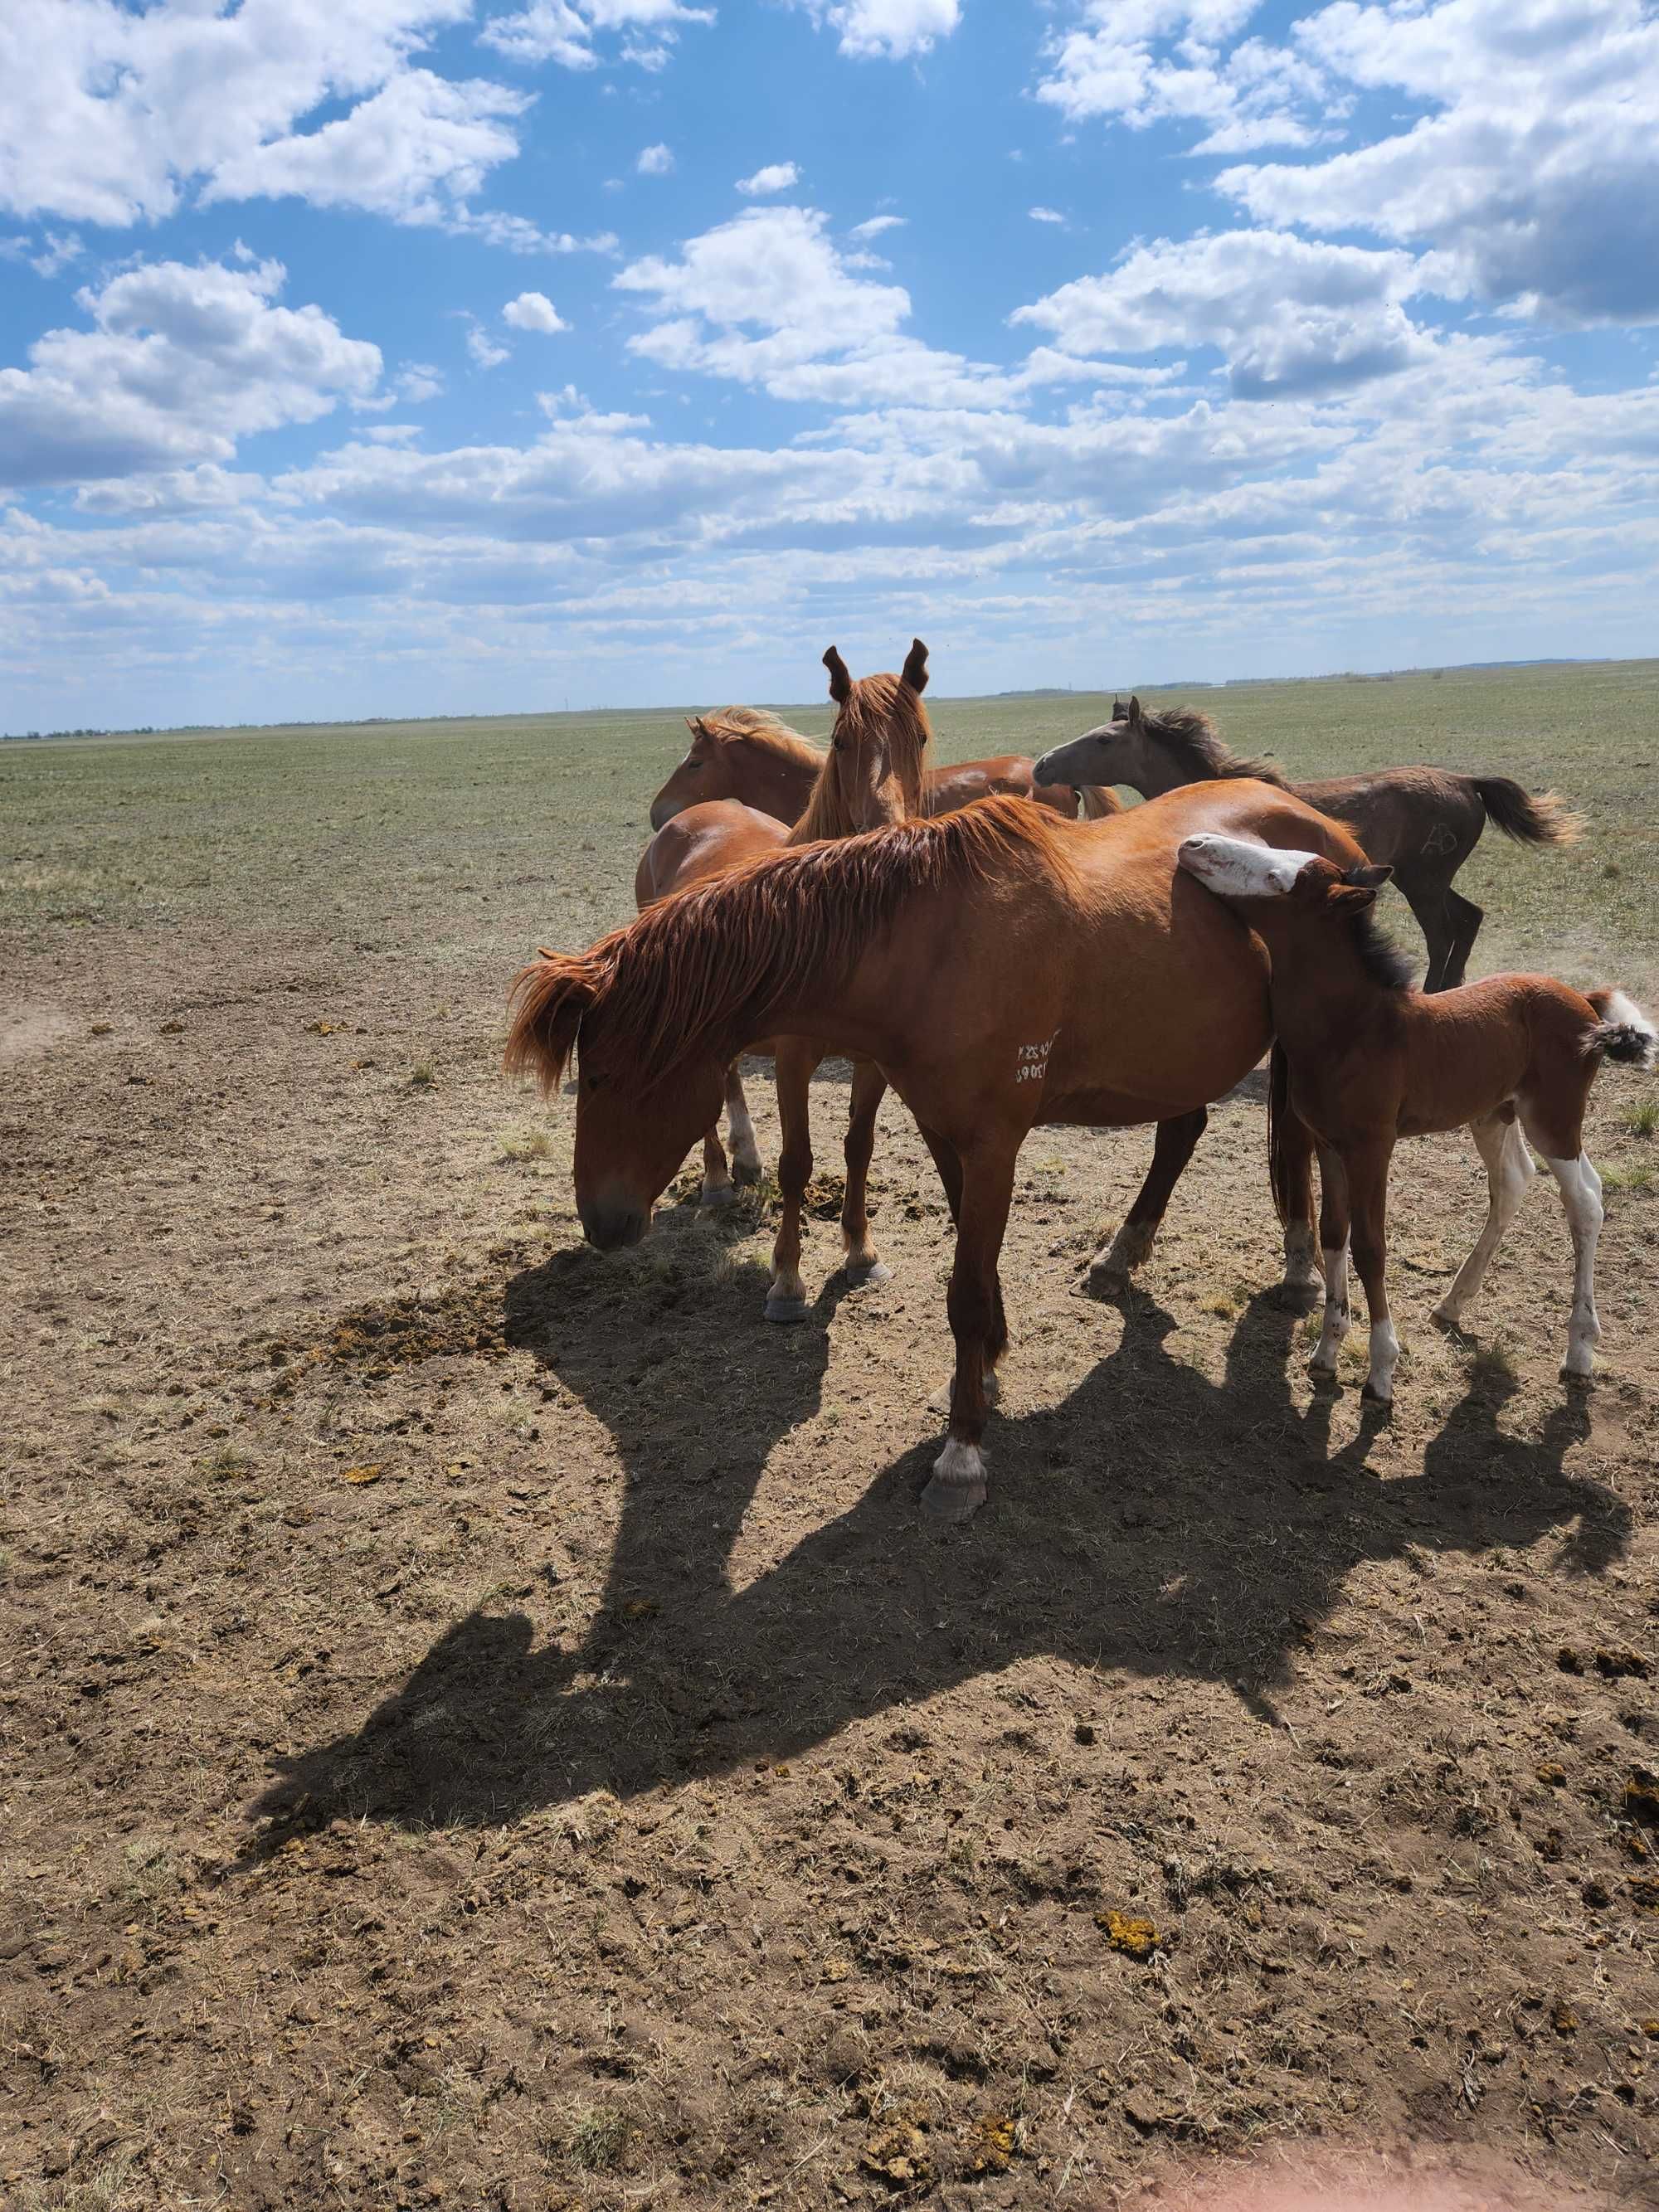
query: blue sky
[{"left": 2, "top": 0, "right": 1657, "bottom": 729}]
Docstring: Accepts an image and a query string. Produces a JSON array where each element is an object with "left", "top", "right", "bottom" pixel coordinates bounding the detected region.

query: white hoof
[
  {"left": 922, "top": 1439, "right": 986, "bottom": 1522},
  {"left": 844, "top": 1257, "right": 892, "bottom": 1290},
  {"left": 699, "top": 1183, "right": 737, "bottom": 1209}
]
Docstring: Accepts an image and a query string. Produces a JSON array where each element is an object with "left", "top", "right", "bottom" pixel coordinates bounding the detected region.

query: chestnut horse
[
  {"left": 506, "top": 780, "right": 1365, "bottom": 1522},
  {"left": 649, "top": 705, "right": 1121, "bottom": 833},
  {"left": 1178, "top": 832, "right": 1654, "bottom": 1399},
  {"left": 633, "top": 640, "right": 932, "bottom": 1317},
  {"left": 1034, "top": 697, "right": 1579, "bottom": 990}
]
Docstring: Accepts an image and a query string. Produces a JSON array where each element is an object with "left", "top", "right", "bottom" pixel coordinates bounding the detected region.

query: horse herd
[{"left": 507, "top": 644, "right": 1652, "bottom": 1522}]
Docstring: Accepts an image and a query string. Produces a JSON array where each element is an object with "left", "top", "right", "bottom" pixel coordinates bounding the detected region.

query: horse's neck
[
  {"left": 1124, "top": 738, "right": 1191, "bottom": 799},
  {"left": 740, "top": 741, "right": 819, "bottom": 821},
  {"left": 1259, "top": 923, "right": 1388, "bottom": 1053}
]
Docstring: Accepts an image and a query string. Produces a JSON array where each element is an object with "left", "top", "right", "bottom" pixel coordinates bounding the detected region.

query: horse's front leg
[
  {"left": 765, "top": 1037, "right": 818, "bottom": 1323},
  {"left": 725, "top": 1062, "right": 762, "bottom": 1185},
  {"left": 922, "top": 1140, "right": 1019, "bottom": 1523},
  {"left": 1309, "top": 1143, "right": 1352, "bottom": 1382},
  {"left": 840, "top": 1058, "right": 891, "bottom": 1286},
  {"left": 1085, "top": 1107, "right": 1207, "bottom": 1291},
  {"left": 1345, "top": 1140, "right": 1400, "bottom": 1402}
]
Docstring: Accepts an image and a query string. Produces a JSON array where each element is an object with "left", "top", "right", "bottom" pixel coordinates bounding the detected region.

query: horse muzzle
[{"left": 580, "top": 1200, "right": 649, "bottom": 1252}]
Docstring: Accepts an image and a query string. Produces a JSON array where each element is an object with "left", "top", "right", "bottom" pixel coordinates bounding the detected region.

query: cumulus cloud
[
  {"left": 504, "top": 290, "right": 568, "bottom": 333},
  {"left": 737, "top": 163, "right": 800, "bottom": 197},
  {"left": 479, "top": 0, "right": 714, "bottom": 71},
  {"left": 1015, "top": 230, "right": 1436, "bottom": 397},
  {"left": 1035, "top": 0, "right": 1326, "bottom": 151},
  {"left": 1219, "top": 0, "right": 1659, "bottom": 324},
  {"left": 1029, "top": 207, "right": 1065, "bottom": 226},
  {"left": 0, "top": 256, "right": 381, "bottom": 489},
  {"left": 791, "top": 0, "right": 961, "bottom": 61},
  {"left": 637, "top": 143, "right": 674, "bottom": 175},
  {"left": 0, "top": 0, "right": 544, "bottom": 234}
]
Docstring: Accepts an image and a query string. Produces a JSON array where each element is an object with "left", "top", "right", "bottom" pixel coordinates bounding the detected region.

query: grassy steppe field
[{"left": 2, "top": 659, "right": 1657, "bottom": 2211}]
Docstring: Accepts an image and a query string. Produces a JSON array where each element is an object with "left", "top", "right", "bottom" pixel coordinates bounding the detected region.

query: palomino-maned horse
[
  {"left": 649, "top": 705, "right": 1122, "bottom": 833},
  {"left": 505, "top": 780, "right": 1367, "bottom": 1523},
  {"left": 1034, "top": 697, "right": 1580, "bottom": 990},
  {"left": 1177, "top": 832, "right": 1655, "bottom": 1401},
  {"left": 634, "top": 641, "right": 931, "bottom": 1316}
]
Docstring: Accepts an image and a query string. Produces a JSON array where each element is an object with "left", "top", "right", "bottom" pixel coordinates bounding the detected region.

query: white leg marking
[
  {"left": 1365, "top": 1318, "right": 1401, "bottom": 1402},
  {"left": 727, "top": 1082, "right": 762, "bottom": 1184},
  {"left": 1545, "top": 1152, "right": 1604, "bottom": 1376},
  {"left": 1091, "top": 1218, "right": 1155, "bottom": 1281},
  {"left": 1310, "top": 1244, "right": 1350, "bottom": 1377},
  {"left": 922, "top": 1437, "right": 987, "bottom": 1522},
  {"left": 1282, "top": 1220, "right": 1321, "bottom": 1294},
  {"left": 1434, "top": 1116, "right": 1534, "bottom": 1327}
]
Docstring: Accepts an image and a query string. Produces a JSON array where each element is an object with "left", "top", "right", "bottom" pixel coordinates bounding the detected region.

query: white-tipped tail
[{"left": 1588, "top": 987, "right": 1657, "bottom": 1068}]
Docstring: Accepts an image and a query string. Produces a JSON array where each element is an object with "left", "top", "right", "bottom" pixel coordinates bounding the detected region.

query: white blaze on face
[{"left": 1178, "top": 834, "right": 1320, "bottom": 899}]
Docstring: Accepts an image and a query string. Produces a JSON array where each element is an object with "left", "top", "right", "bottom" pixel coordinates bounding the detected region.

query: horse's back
[{"left": 635, "top": 800, "right": 787, "bottom": 908}]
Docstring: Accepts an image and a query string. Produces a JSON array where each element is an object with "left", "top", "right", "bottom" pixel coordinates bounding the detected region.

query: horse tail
[
  {"left": 1078, "top": 785, "right": 1124, "bottom": 819},
  {"left": 1470, "top": 776, "right": 1583, "bottom": 845},
  {"left": 1267, "top": 1041, "right": 1296, "bottom": 1226},
  {"left": 1584, "top": 989, "right": 1657, "bottom": 1069},
  {"left": 504, "top": 952, "right": 604, "bottom": 1092}
]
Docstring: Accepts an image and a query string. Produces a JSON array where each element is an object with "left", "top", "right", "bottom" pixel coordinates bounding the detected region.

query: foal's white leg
[
  {"left": 726, "top": 1065, "right": 763, "bottom": 1186},
  {"left": 1433, "top": 1114, "right": 1535, "bottom": 1329},
  {"left": 1366, "top": 1315, "right": 1402, "bottom": 1403},
  {"left": 1282, "top": 1220, "right": 1321, "bottom": 1297},
  {"left": 1309, "top": 1241, "right": 1350, "bottom": 1378},
  {"left": 1544, "top": 1151, "right": 1605, "bottom": 1377}
]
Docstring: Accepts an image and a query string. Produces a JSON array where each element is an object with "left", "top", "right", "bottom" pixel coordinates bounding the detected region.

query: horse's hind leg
[
  {"left": 766, "top": 1038, "right": 818, "bottom": 1322},
  {"left": 1274, "top": 1099, "right": 1322, "bottom": 1301},
  {"left": 1085, "top": 1108, "right": 1207, "bottom": 1291},
  {"left": 840, "top": 1059, "right": 891, "bottom": 1287},
  {"left": 922, "top": 1139, "right": 1019, "bottom": 1522},
  {"left": 1433, "top": 1111, "right": 1533, "bottom": 1330},
  {"left": 1540, "top": 1145, "right": 1605, "bottom": 1378},
  {"left": 1440, "top": 889, "right": 1484, "bottom": 992},
  {"left": 699, "top": 1106, "right": 735, "bottom": 1208},
  {"left": 726, "top": 1062, "right": 763, "bottom": 1185},
  {"left": 1399, "top": 877, "right": 1454, "bottom": 992}
]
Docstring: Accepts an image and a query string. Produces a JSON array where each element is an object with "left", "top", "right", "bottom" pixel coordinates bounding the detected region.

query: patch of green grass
[
  {"left": 409, "top": 1060, "right": 437, "bottom": 1088},
  {"left": 1602, "top": 1160, "right": 1656, "bottom": 1193},
  {"left": 1623, "top": 1098, "right": 1658, "bottom": 1138},
  {"left": 499, "top": 1124, "right": 553, "bottom": 1161}
]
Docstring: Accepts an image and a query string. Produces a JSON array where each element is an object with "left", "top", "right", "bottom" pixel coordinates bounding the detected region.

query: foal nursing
[{"left": 1178, "top": 833, "right": 1655, "bottom": 1399}]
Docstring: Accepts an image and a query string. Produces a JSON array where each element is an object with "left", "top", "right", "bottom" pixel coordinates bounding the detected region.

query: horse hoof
[
  {"left": 922, "top": 1441, "right": 986, "bottom": 1522},
  {"left": 1360, "top": 1381, "right": 1394, "bottom": 1409},
  {"left": 845, "top": 1258, "right": 893, "bottom": 1290},
  {"left": 699, "top": 1184, "right": 737, "bottom": 1209},
  {"left": 1307, "top": 1359, "right": 1339, "bottom": 1387},
  {"left": 1560, "top": 1359, "right": 1595, "bottom": 1385},
  {"left": 733, "top": 1156, "right": 764, "bottom": 1187},
  {"left": 1429, "top": 1302, "right": 1462, "bottom": 1334},
  {"left": 764, "top": 1293, "right": 810, "bottom": 1325},
  {"left": 1277, "top": 1271, "right": 1323, "bottom": 1311},
  {"left": 1082, "top": 1262, "right": 1128, "bottom": 1301}
]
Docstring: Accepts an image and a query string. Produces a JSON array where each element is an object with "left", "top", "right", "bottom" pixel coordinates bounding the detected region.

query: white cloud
[
  {"left": 396, "top": 362, "right": 446, "bottom": 401},
  {"left": 1015, "top": 230, "right": 1435, "bottom": 397},
  {"left": 849, "top": 214, "right": 905, "bottom": 240},
  {"left": 479, "top": 0, "right": 714, "bottom": 71},
  {"left": 1034, "top": 1, "right": 1326, "bottom": 153},
  {"left": 1029, "top": 207, "right": 1065, "bottom": 226},
  {"left": 737, "top": 162, "right": 800, "bottom": 197},
  {"left": 637, "top": 142, "right": 674, "bottom": 175},
  {"left": 204, "top": 68, "right": 530, "bottom": 228},
  {"left": 464, "top": 318, "right": 511, "bottom": 369},
  {"left": 0, "top": 257, "right": 381, "bottom": 492},
  {"left": 504, "top": 290, "right": 568, "bottom": 333},
  {"left": 1220, "top": 0, "right": 1659, "bottom": 324},
  {"left": 792, "top": 0, "right": 961, "bottom": 61}
]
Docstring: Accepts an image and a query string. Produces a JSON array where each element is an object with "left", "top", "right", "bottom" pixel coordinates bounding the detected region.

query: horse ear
[
  {"left": 823, "top": 646, "right": 853, "bottom": 704},
  {"left": 902, "top": 638, "right": 929, "bottom": 693},
  {"left": 1126, "top": 694, "right": 1144, "bottom": 727},
  {"left": 684, "top": 715, "right": 708, "bottom": 744},
  {"left": 1345, "top": 862, "right": 1393, "bottom": 890},
  {"left": 1112, "top": 698, "right": 1127, "bottom": 720}
]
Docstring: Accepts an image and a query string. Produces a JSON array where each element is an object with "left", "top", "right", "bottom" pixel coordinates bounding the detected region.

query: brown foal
[{"left": 1178, "top": 833, "right": 1655, "bottom": 1399}]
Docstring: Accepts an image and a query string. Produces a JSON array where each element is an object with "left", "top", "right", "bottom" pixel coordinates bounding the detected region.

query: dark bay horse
[
  {"left": 1179, "top": 831, "right": 1654, "bottom": 1399},
  {"left": 1034, "top": 697, "right": 1580, "bottom": 990},
  {"left": 506, "top": 780, "right": 1367, "bottom": 1522},
  {"left": 634, "top": 641, "right": 931, "bottom": 1316},
  {"left": 649, "top": 704, "right": 1121, "bottom": 832}
]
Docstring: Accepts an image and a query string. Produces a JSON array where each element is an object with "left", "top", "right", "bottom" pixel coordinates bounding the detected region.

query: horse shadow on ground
[{"left": 249, "top": 1257, "right": 1626, "bottom": 1837}]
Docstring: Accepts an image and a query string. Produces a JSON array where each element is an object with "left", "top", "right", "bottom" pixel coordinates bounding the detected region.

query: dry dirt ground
[{"left": 3, "top": 698, "right": 1658, "bottom": 2211}]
